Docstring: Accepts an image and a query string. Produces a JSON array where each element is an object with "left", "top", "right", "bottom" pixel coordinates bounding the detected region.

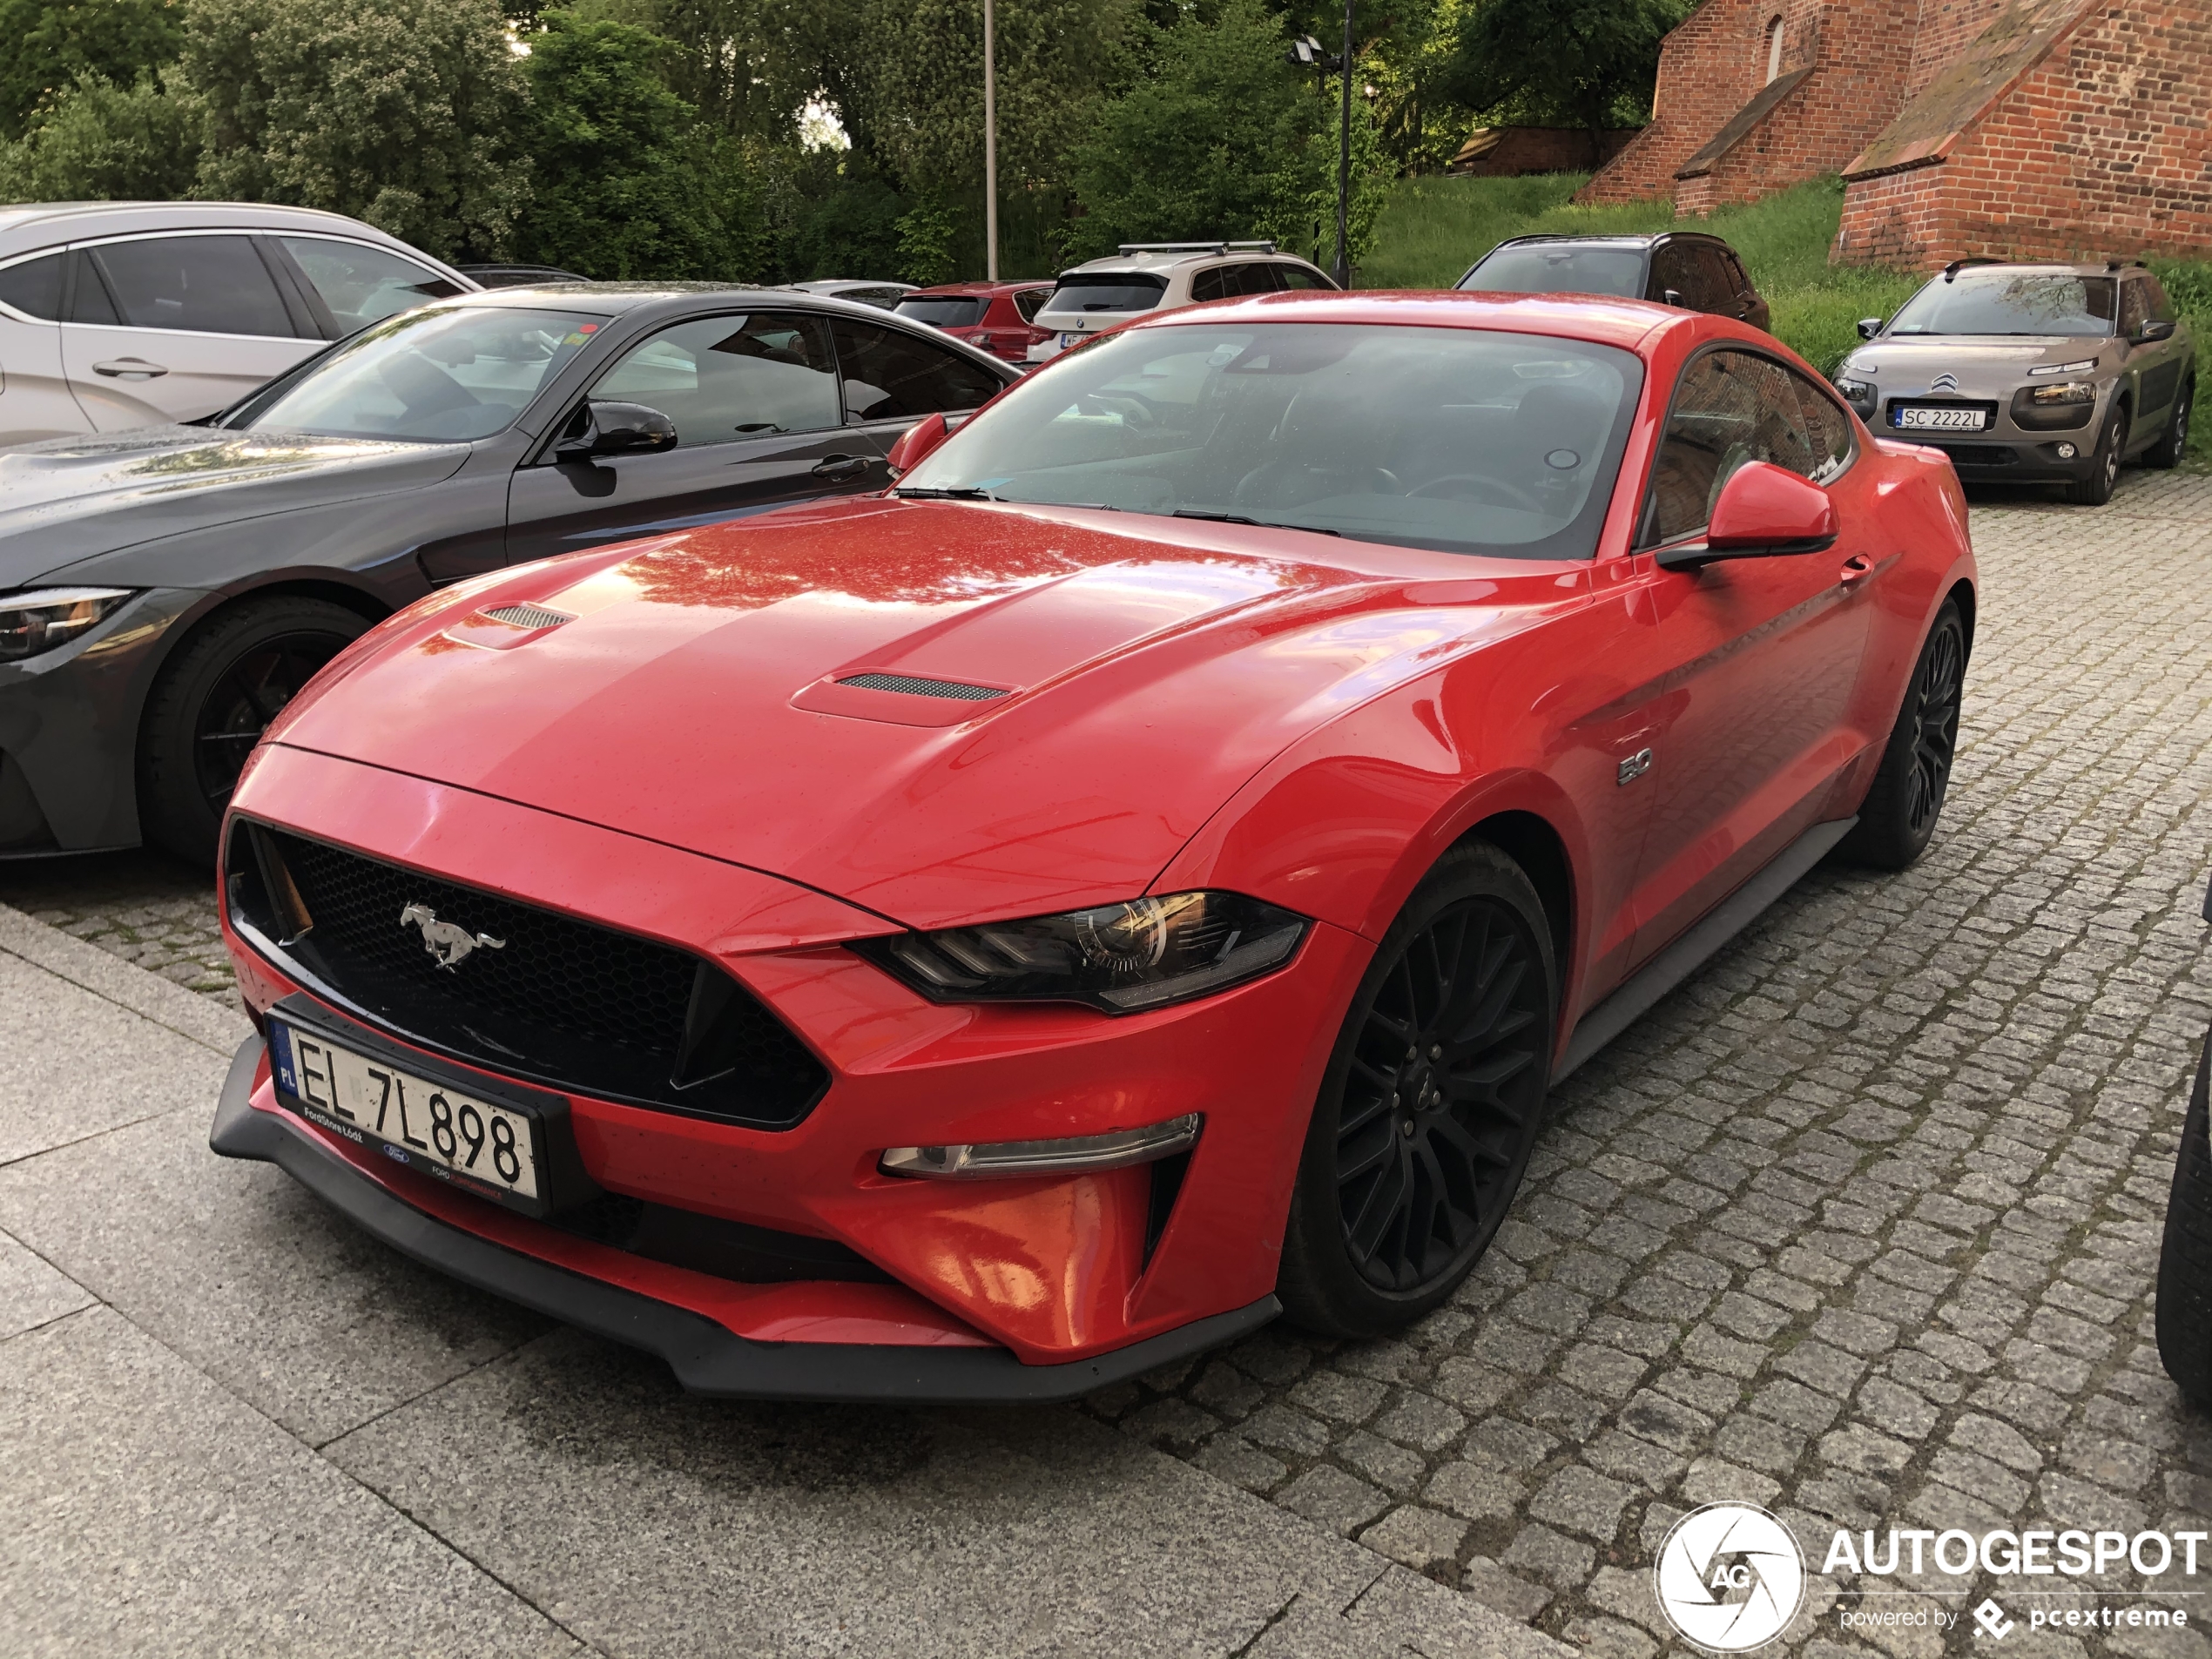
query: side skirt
[{"left": 1553, "top": 815, "right": 1858, "bottom": 1083}]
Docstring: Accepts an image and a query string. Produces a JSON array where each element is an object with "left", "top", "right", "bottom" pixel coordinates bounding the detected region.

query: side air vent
[
  {"left": 480, "top": 603, "right": 576, "bottom": 631},
  {"left": 837, "top": 672, "right": 1008, "bottom": 701}
]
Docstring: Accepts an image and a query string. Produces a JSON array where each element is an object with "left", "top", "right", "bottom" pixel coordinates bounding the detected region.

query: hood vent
[
  {"left": 480, "top": 603, "right": 577, "bottom": 631},
  {"left": 837, "top": 672, "right": 1008, "bottom": 702}
]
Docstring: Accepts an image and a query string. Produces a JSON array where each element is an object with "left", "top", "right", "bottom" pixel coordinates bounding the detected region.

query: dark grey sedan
[{"left": 0, "top": 285, "right": 1018, "bottom": 864}]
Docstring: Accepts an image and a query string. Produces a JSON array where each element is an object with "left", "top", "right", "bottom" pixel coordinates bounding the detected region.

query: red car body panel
[
  {"left": 899, "top": 279, "right": 1056, "bottom": 361},
  {"left": 220, "top": 292, "right": 1977, "bottom": 1379}
]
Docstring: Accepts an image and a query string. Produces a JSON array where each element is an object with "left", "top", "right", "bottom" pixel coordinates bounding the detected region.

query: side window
[
  {"left": 0, "top": 252, "right": 64, "bottom": 320},
  {"left": 1649, "top": 243, "right": 1698, "bottom": 306},
  {"left": 1013, "top": 287, "right": 1049, "bottom": 323},
  {"left": 1279, "top": 265, "right": 1333, "bottom": 291},
  {"left": 1725, "top": 253, "right": 1754, "bottom": 298},
  {"left": 1190, "top": 266, "right": 1231, "bottom": 303},
  {"left": 1686, "top": 246, "right": 1737, "bottom": 314},
  {"left": 1783, "top": 366, "right": 1854, "bottom": 482},
  {"left": 1645, "top": 350, "right": 1818, "bottom": 543},
  {"left": 1233, "top": 263, "right": 1285, "bottom": 295},
  {"left": 2120, "top": 280, "right": 2152, "bottom": 337},
  {"left": 84, "top": 235, "right": 296, "bottom": 337},
  {"left": 2143, "top": 274, "right": 2178, "bottom": 324},
  {"left": 279, "top": 238, "right": 463, "bottom": 335},
  {"left": 829, "top": 317, "right": 1003, "bottom": 421},
  {"left": 593, "top": 312, "right": 840, "bottom": 448}
]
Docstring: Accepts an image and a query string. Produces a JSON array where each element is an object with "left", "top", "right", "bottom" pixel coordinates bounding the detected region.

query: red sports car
[{"left": 210, "top": 292, "right": 1975, "bottom": 1399}]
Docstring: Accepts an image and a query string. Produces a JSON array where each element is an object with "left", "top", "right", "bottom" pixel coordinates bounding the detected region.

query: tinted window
[
  {"left": 0, "top": 252, "right": 63, "bottom": 320},
  {"left": 280, "top": 237, "right": 462, "bottom": 336},
  {"left": 1691, "top": 246, "right": 1740, "bottom": 313},
  {"left": 1190, "top": 267, "right": 1232, "bottom": 303},
  {"left": 88, "top": 235, "right": 296, "bottom": 337},
  {"left": 830, "top": 319, "right": 1002, "bottom": 421},
  {"left": 595, "top": 312, "right": 840, "bottom": 446},
  {"left": 894, "top": 295, "right": 989, "bottom": 328},
  {"left": 1888, "top": 273, "right": 2116, "bottom": 337},
  {"left": 1463, "top": 243, "right": 1645, "bottom": 299},
  {"left": 900, "top": 322, "right": 1644, "bottom": 562},
  {"left": 1232, "top": 264, "right": 1282, "bottom": 296},
  {"left": 1651, "top": 243, "right": 1730, "bottom": 312},
  {"left": 1279, "top": 265, "right": 1335, "bottom": 291},
  {"left": 1013, "top": 287, "right": 1050, "bottom": 321},
  {"left": 1648, "top": 349, "right": 1826, "bottom": 543},
  {"left": 1048, "top": 273, "right": 1168, "bottom": 314},
  {"left": 1785, "top": 367, "right": 1853, "bottom": 482},
  {"left": 2143, "top": 274, "right": 2178, "bottom": 324},
  {"left": 242, "top": 306, "right": 601, "bottom": 442},
  {"left": 2120, "top": 280, "right": 2152, "bottom": 338}
]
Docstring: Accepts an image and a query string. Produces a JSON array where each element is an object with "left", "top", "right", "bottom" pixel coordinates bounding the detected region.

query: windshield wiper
[
  {"left": 894, "top": 486, "right": 1003, "bottom": 501},
  {"left": 1172, "top": 509, "right": 1340, "bottom": 536}
]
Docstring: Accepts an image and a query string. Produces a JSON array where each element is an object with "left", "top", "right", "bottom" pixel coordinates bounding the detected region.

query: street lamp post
[
  {"left": 984, "top": 0, "right": 999, "bottom": 281},
  {"left": 1291, "top": 0, "right": 1356, "bottom": 288}
]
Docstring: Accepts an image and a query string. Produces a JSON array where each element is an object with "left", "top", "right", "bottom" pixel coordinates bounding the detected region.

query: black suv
[{"left": 1457, "top": 233, "right": 1771, "bottom": 332}]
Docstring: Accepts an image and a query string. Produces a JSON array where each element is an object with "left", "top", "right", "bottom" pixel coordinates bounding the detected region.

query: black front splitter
[{"left": 210, "top": 1035, "right": 1278, "bottom": 1403}]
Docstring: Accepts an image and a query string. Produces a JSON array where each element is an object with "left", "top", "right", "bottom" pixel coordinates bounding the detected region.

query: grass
[{"left": 1362, "top": 171, "right": 2212, "bottom": 465}]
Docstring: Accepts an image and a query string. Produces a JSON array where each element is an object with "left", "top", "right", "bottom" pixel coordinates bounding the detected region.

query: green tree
[
  {"left": 184, "top": 0, "right": 531, "bottom": 260},
  {"left": 1069, "top": 0, "right": 1390, "bottom": 268},
  {"left": 0, "top": 71, "right": 195, "bottom": 201},
  {"left": 517, "top": 10, "right": 759, "bottom": 279},
  {"left": 0, "top": 0, "right": 183, "bottom": 140},
  {"left": 1442, "top": 0, "right": 1690, "bottom": 165}
]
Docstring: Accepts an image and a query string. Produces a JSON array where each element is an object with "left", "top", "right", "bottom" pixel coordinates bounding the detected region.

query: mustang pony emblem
[{"left": 399, "top": 903, "right": 506, "bottom": 970}]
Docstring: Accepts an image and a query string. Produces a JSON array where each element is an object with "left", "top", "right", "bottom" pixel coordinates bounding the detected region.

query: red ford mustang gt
[{"left": 210, "top": 292, "right": 1975, "bottom": 1399}]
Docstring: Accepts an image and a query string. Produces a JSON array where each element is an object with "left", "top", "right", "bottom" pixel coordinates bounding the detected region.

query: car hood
[
  {"left": 265, "top": 497, "right": 1582, "bottom": 930},
  {"left": 0, "top": 427, "right": 470, "bottom": 586},
  {"left": 1841, "top": 335, "right": 2119, "bottom": 390}
]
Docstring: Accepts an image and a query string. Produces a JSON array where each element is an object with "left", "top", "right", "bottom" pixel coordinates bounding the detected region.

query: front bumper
[
  {"left": 1861, "top": 388, "right": 2110, "bottom": 483},
  {"left": 210, "top": 1035, "right": 1278, "bottom": 1400}
]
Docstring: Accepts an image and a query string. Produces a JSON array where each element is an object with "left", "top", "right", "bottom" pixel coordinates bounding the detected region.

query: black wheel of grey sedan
[
  {"left": 138, "top": 596, "right": 368, "bottom": 865},
  {"left": 2067, "top": 406, "right": 2125, "bottom": 505},
  {"left": 2147, "top": 378, "right": 2193, "bottom": 470},
  {"left": 1840, "top": 599, "right": 1965, "bottom": 871},
  {"left": 1278, "top": 840, "right": 1555, "bottom": 1337}
]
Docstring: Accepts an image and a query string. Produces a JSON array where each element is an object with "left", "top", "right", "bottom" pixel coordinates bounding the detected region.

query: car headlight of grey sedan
[
  {"left": 0, "top": 589, "right": 135, "bottom": 663},
  {"left": 2026, "top": 381, "right": 2097, "bottom": 406},
  {"left": 1835, "top": 379, "right": 1877, "bottom": 418}
]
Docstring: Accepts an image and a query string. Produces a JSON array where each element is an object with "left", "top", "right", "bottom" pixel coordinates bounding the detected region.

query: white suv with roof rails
[
  {"left": 0, "top": 201, "right": 475, "bottom": 445},
  {"left": 1026, "top": 241, "right": 1338, "bottom": 363}
]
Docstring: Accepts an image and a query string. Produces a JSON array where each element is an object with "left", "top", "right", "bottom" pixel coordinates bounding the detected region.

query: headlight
[
  {"left": 1835, "top": 379, "right": 1877, "bottom": 416},
  {"left": 2027, "top": 381, "right": 2096, "bottom": 405},
  {"left": 856, "top": 890, "right": 1309, "bottom": 1013},
  {"left": 0, "top": 589, "right": 134, "bottom": 662}
]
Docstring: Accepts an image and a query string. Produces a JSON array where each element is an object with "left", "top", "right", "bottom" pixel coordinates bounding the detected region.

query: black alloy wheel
[
  {"left": 1838, "top": 600, "right": 1966, "bottom": 871},
  {"left": 2067, "top": 407, "right": 2125, "bottom": 505},
  {"left": 2148, "top": 379, "right": 2194, "bottom": 469},
  {"left": 139, "top": 596, "right": 368, "bottom": 865},
  {"left": 1278, "top": 841, "right": 1556, "bottom": 1337}
]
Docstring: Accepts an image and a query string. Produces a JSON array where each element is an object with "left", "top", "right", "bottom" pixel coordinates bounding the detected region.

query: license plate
[
  {"left": 271, "top": 1020, "right": 542, "bottom": 1206},
  {"left": 1058, "top": 332, "right": 1081, "bottom": 347},
  {"left": 1892, "top": 405, "right": 1988, "bottom": 431}
]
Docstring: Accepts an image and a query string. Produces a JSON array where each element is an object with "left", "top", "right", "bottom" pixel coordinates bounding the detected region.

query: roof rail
[
  {"left": 1939, "top": 256, "right": 2003, "bottom": 281},
  {"left": 1115, "top": 240, "right": 1278, "bottom": 256}
]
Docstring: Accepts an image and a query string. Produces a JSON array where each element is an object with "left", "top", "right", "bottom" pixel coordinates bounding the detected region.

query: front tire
[
  {"left": 2157, "top": 1034, "right": 2212, "bottom": 1408},
  {"left": 138, "top": 596, "right": 368, "bottom": 866},
  {"left": 2145, "top": 379, "right": 2193, "bottom": 470},
  {"left": 2066, "top": 406, "right": 2125, "bottom": 505},
  {"left": 1278, "top": 841, "right": 1556, "bottom": 1339},
  {"left": 1838, "top": 600, "right": 1965, "bottom": 871}
]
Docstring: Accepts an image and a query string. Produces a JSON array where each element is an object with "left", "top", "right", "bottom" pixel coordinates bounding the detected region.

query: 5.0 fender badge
[
  {"left": 400, "top": 903, "right": 506, "bottom": 970},
  {"left": 1618, "top": 747, "right": 1655, "bottom": 786}
]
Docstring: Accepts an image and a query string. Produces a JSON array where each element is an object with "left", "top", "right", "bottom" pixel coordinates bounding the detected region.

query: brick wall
[
  {"left": 1577, "top": 0, "right": 1770, "bottom": 203},
  {"left": 1905, "top": 0, "right": 2016, "bottom": 98},
  {"left": 1838, "top": 0, "right": 2212, "bottom": 266}
]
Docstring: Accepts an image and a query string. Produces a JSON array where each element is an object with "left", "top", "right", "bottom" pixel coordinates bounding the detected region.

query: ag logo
[{"left": 1654, "top": 1501, "right": 1805, "bottom": 1651}]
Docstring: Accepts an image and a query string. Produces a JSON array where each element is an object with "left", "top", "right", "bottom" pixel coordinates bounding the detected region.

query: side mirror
[
  {"left": 2137, "top": 318, "right": 2178, "bottom": 344},
  {"left": 1656, "top": 461, "right": 1838, "bottom": 570},
  {"left": 555, "top": 400, "right": 677, "bottom": 461},
  {"left": 1662, "top": 288, "right": 1686, "bottom": 307},
  {"left": 1857, "top": 317, "right": 1884, "bottom": 340},
  {"left": 885, "top": 411, "right": 951, "bottom": 478}
]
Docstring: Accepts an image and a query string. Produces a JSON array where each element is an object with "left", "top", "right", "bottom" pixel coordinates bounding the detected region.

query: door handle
[
  {"left": 812, "top": 454, "right": 869, "bottom": 481},
  {"left": 1839, "top": 554, "right": 1875, "bottom": 586},
  {"left": 91, "top": 358, "right": 169, "bottom": 380}
]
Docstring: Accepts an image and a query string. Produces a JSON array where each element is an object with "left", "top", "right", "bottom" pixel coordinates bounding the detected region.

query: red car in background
[
  {"left": 210, "top": 292, "right": 1975, "bottom": 1400},
  {"left": 894, "top": 280, "right": 1055, "bottom": 362}
]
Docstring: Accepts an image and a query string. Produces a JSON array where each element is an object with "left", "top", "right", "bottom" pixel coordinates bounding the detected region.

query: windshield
[
  {"left": 237, "top": 306, "right": 604, "bottom": 441},
  {"left": 1460, "top": 244, "right": 1646, "bottom": 299},
  {"left": 900, "top": 322, "right": 1644, "bottom": 561},
  {"left": 1887, "top": 273, "right": 2117, "bottom": 337},
  {"left": 1046, "top": 274, "right": 1169, "bottom": 314},
  {"left": 896, "top": 296, "right": 989, "bottom": 328}
]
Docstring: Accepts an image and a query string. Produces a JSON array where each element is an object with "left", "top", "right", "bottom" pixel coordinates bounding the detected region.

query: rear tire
[
  {"left": 1277, "top": 841, "right": 1556, "bottom": 1339},
  {"left": 2066, "top": 407, "right": 2125, "bottom": 505},
  {"left": 2145, "top": 379, "right": 2193, "bottom": 470},
  {"left": 2157, "top": 1034, "right": 2212, "bottom": 1409},
  {"left": 1838, "top": 600, "right": 1965, "bottom": 871},
  {"left": 138, "top": 596, "right": 368, "bottom": 867}
]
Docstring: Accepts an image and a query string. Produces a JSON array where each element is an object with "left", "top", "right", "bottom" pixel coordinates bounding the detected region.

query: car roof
[
  {"left": 1485, "top": 233, "right": 1727, "bottom": 253},
  {"left": 1116, "top": 288, "right": 1689, "bottom": 352},
  {"left": 0, "top": 199, "right": 446, "bottom": 260},
  {"left": 906, "top": 280, "right": 1054, "bottom": 295},
  {"left": 1058, "top": 244, "right": 1321, "bottom": 276}
]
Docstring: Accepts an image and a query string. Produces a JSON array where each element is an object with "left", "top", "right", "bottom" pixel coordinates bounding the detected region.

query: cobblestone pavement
[{"left": 5, "top": 471, "right": 2210, "bottom": 1656}]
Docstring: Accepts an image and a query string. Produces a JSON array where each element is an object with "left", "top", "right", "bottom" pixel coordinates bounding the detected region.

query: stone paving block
[
  {"left": 1359, "top": 1504, "right": 1467, "bottom": 1572},
  {"left": 1277, "top": 1466, "right": 1393, "bottom": 1536},
  {"left": 1527, "top": 1466, "right": 1635, "bottom": 1543},
  {"left": 1501, "top": 1523, "right": 1595, "bottom": 1588}
]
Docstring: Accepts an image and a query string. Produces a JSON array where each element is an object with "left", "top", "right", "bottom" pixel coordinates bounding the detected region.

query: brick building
[{"left": 1576, "top": 0, "right": 2212, "bottom": 269}]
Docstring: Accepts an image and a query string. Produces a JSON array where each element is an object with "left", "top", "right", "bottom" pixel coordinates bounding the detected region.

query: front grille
[
  {"left": 1926, "top": 443, "right": 2019, "bottom": 467},
  {"left": 228, "top": 824, "right": 829, "bottom": 1128},
  {"left": 837, "top": 671, "right": 1008, "bottom": 701},
  {"left": 555, "top": 1192, "right": 890, "bottom": 1284}
]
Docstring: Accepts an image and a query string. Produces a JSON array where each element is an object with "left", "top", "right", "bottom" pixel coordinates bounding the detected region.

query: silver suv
[
  {"left": 1026, "top": 241, "right": 1337, "bottom": 363},
  {"left": 1832, "top": 260, "right": 2195, "bottom": 506},
  {"left": 0, "top": 201, "right": 475, "bottom": 445}
]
